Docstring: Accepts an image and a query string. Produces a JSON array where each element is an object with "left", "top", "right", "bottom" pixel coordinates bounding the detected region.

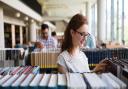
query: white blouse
[{"left": 57, "top": 50, "right": 90, "bottom": 73}]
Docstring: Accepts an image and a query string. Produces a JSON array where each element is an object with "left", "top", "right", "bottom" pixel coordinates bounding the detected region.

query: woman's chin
[{"left": 79, "top": 43, "right": 84, "bottom": 48}]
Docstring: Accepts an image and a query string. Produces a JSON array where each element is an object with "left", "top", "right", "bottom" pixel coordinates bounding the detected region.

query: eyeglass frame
[
  {"left": 75, "top": 30, "right": 89, "bottom": 37},
  {"left": 42, "top": 32, "right": 48, "bottom": 35}
]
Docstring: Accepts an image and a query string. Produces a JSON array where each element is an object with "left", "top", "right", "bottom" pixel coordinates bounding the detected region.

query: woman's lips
[{"left": 80, "top": 39, "right": 84, "bottom": 44}]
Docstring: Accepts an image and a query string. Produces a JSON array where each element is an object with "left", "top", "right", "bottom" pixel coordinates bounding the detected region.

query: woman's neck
[{"left": 68, "top": 46, "right": 80, "bottom": 56}]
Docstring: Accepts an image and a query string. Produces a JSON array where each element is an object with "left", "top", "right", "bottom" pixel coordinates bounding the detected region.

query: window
[
  {"left": 106, "top": 0, "right": 125, "bottom": 44},
  {"left": 124, "top": 0, "right": 128, "bottom": 44},
  {"left": 106, "top": 0, "right": 111, "bottom": 41},
  {"left": 91, "top": 4, "right": 97, "bottom": 37}
]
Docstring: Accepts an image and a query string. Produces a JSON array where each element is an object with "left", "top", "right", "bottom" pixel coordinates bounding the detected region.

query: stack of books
[
  {"left": 31, "top": 49, "right": 60, "bottom": 69},
  {"left": 0, "top": 72, "right": 126, "bottom": 89},
  {"left": 0, "top": 66, "right": 40, "bottom": 75}
]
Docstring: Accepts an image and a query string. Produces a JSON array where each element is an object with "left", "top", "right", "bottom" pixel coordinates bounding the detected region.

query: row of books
[
  {"left": 0, "top": 66, "right": 39, "bottom": 75},
  {"left": 82, "top": 48, "right": 128, "bottom": 66},
  {"left": 107, "top": 57, "right": 128, "bottom": 85},
  {"left": 0, "top": 48, "right": 25, "bottom": 67},
  {"left": 30, "top": 51, "right": 59, "bottom": 69},
  {"left": 0, "top": 60, "right": 24, "bottom": 67},
  {"left": 0, "top": 73, "right": 126, "bottom": 89},
  {"left": 30, "top": 48, "right": 128, "bottom": 69},
  {"left": 33, "top": 48, "right": 61, "bottom": 53},
  {"left": 0, "top": 48, "right": 24, "bottom": 61}
]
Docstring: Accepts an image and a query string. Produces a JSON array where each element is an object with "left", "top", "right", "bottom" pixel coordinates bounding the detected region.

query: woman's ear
[{"left": 70, "top": 29, "right": 74, "bottom": 36}]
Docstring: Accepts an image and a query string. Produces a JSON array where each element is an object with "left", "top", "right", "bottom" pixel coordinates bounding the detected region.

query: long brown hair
[{"left": 61, "top": 14, "right": 88, "bottom": 52}]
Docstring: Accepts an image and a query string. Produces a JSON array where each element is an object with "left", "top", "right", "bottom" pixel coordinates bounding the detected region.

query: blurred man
[
  {"left": 84, "top": 33, "right": 96, "bottom": 48},
  {"left": 39, "top": 24, "right": 57, "bottom": 48},
  {"left": 51, "top": 31, "right": 58, "bottom": 48}
]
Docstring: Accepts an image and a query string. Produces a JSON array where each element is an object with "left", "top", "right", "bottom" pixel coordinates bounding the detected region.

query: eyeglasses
[
  {"left": 75, "top": 30, "right": 89, "bottom": 37},
  {"left": 42, "top": 32, "right": 48, "bottom": 35}
]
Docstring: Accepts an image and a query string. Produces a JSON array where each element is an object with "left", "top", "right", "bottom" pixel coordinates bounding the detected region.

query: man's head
[
  {"left": 51, "top": 31, "right": 56, "bottom": 37},
  {"left": 41, "top": 24, "right": 49, "bottom": 39}
]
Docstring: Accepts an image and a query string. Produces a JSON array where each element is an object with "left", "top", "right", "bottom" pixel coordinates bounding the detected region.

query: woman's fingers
[
  {"left": 99, "top": 58, "right": 109, "bottom": 63},
  {"left": 94, "top": 63, "right": 108, "bottom": 73}
]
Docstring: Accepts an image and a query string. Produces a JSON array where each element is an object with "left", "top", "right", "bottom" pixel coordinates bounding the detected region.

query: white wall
[
  {"left": 1, "top": 0, "right": 42, "bottom": 22},
  {"left": 4, "top": 16, "right": 25, "bottom": 26},
  {"left": 55, "top": 21, "right": 66, "bottom": 33}
]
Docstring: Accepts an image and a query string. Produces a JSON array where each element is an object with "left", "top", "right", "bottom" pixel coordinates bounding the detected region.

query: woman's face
[
  {"left": 36, "top": 42, "right": 44, "bottom": 48},
  {"left": 71, "top": 24, "right": 89, "bottom": 47}
]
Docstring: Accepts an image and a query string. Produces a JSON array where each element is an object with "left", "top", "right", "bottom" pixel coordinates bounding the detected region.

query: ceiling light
[
  {"left": 16, "top": 12, "right": 20, "bottom": 17},
  {"left": 31, "top": 19, "right": 34, "bottom": 23},
  {"left": 25, "top": 17, "right": 29, "bottom": 21}
]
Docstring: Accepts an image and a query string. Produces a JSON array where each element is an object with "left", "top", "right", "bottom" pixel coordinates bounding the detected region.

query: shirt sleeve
[
  {"left": 57, "top": 54, "right": 67, "bottom": 68},
  {"left": 52, "top": 38, "right": 58, "bottom": 48}
]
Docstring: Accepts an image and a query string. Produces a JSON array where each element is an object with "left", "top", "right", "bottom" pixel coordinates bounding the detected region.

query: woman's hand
[
  {"left": 58, "top": 64, "right": 68, "bottom": 74},
  {"left": 93, "top": 58, "right": 111, "bottom": 73}
]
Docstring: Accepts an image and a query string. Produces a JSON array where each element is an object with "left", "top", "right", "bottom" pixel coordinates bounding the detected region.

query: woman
[
  {"left": 57, "top": 14, "right": 108, "bottom": 73},
  {"left": 34, "top": 42, "right": 44, "bottom": 52}
]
